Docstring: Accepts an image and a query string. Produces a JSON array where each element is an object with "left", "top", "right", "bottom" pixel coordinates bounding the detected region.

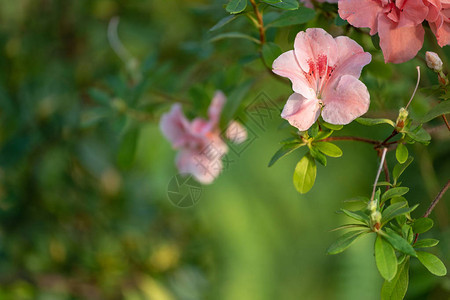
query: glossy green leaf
[
  {"left": 381, "top": 259, "right": 409, "bottom": 300},
  {"left": 417, "top": 251, "right": 447, "bottom": 276},
  {"left": 414, "top": 239, "right": 439, "bottom": 248},
  {"left": 382, "top": 228, "right": 417, "bottom": 257},
  {"left": 406, "top": 127, "right": 431, "bottom": 145},
  {"left": 226, "top": 0, "right": 247, "bottom": 14},
  {"left": 315, "top": 130, "right": 333, "bottom": 140},
  {"left": 268, "top": 142, "right": 304, "bottom": 167},
  {"left": 375, "top": 235, "right": 397, "bottom": 281},
  {"left": 314, "top": 142, "right": 343, "bottom": 157},
  {"left": 381, "top": 187, "right": 409, "bottom": 204},
  {"left": 419, "top": 101, "right": 450, "bottom": 123},
  {"left": 382, "top": 204, "right": 418, "bottom": 226},
  {"left": 395, "top": 143, "right": 408, "bottom": 164},
  {"left": 262, "top": 42, "right": 282, "bottom": 67},
  {"left": 321, "top": 122, "right": 343, "bottom": 130},
  {"left": 356, "top": 117, "right": 395, "bottom": 127},
  {"left": 412, "top": 217, "right": 434, "bottom": 234},
  {"left": 329, "top": 224, "right": 368, "bottom": 232},
  {"left": 293, "top": 154, "right": 316, "bottom": 194},
  {"left": 327, "top": 230, "right": 369, "bottom": 255},
  {"left": 267, "top": 7, "right": 315, "bottom": 27}
]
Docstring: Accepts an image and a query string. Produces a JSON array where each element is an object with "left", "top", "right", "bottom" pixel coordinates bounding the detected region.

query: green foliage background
[{"left": 0, "top": 0, "right": 448, "bottom": 299}]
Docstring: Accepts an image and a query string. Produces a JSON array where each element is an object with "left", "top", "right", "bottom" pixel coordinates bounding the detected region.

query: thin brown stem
[
  {"left": 382, "top": 158, "right": 390, "bottom": 191},
  {"left": 442, "top": 114, "right": 450, "bottom": 131},
  {"left": 319, "top": 136, "right": 379, "bottom": 145},
  {"left": 249, "top": 0, "right": 265, "bottom": 45},
  {"left": 413, "top": 179, "right": 450, "bottom": 244}
]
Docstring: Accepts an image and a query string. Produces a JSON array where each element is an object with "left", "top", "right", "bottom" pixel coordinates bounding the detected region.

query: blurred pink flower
[
  {"left": 272, "top": 28, "right": 371, "bottom": 131},
  {"left": 301, "top": 0, "right": 338, "bottom": 9},
  {"left": 426, "top": 0, "right": 450, "bottom": 47},
  {"left": 339, "top": 0, "right": 428, "bottom": 63},
  {"left": 160, "top": 91, "right": 246, "bottom": 184}
]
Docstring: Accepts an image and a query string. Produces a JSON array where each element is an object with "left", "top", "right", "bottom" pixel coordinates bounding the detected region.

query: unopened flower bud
[
  {"left": 368, "top": 201, "right": 377, "bottom": 212},
  {"left": 395, "top": 107, "right": 409, "bottom": 131},
  {"left": 425, "top": 51, "right": 443, "bottom": 72}
]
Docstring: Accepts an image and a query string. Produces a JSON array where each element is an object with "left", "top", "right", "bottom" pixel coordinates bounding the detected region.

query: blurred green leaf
[
  {"left": 375, "top": 235, "right": 397, "bottom": 281},
  {"left": 371, "top": 34, "right": 381, "bottom": 50},
  {"left": 210, "top": 15, "right": 238, "bottom": 31},
  {"left": 266, "top": 0, "right": 299, "bottom": 10},
  {"left": 88, "top": 88, "right": 111, "bottom": 106},
  {"left": 117, "top": 127, "right": 140, "bottom": 169},
  {"left": 327, "top": 230, "right": 369, "bottom": 255},
  {"left": 412, "top": 217, "right": 434, "bottom": 234},
  {"left": 293, "top": 154, "right": 316, "bottom": 194},
  {"left": 341, "top": 209, "right": 370, "bottom": 225},
  {"left": 267, "top": 7, "right": 315, "bottom": 27},
  {"left": 334, "top": 15, "right": 348, "bottom": 26},
  {"left": 209, "top": 32, "right": 261, "bottom": 44},
  {"left": 226, "top": 0, "right": 248, "bottom": 14},
  {"left": 416, "top": 251, "right": 447, "bottom": 276},
  {"left": 262, "top": 42, "right": 282, "bottom": 67},
  {"left": 381, "top": 259, "right": 409, "bottom": 300},
  {"left": 268, "top": 142, "right": 304, "bottom": 167},
  {"left": 419, "top": 100, "right": 450, "bottom": 123},
  {"left": 221, "top": 80, "right": 253, "bottom": 125},
  {"left": 321, "top": 122, "right": 343, "bottom": 130}
]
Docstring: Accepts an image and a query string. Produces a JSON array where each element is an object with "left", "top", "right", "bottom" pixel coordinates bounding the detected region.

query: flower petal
[
  {"left": 397, "top": 0, "right": 428, "bottom": 28},
  {"left": 339, "top": 0, "right": 383, "bottom": 35},
  {"left": 322, "top": 75, "right": 370, "bottom": 125},
  {"left": 294, "top": 28, "right": 338, "bottom": 73},
  {"left": 272, "top": 50, "right": 316, "bottom": 99},
  {"left": 160, "top": 104, "right": 191, "bottom": 148},
  {"left": 378, "top": 16, "right": 424, "bottom": 63},
  {"left": 281, "top": 93, "right": 321, "bottom": 131},
  {"left": 208, "top": 91, "right": 226, "bottom": 128}
]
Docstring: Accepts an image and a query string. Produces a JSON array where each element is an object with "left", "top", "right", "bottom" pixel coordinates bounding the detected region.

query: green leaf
[
  {"left": 381, "top": 187, "right": 409, "bottom": 204},
  {"left": 117, "top": 127, "right": 140, "bottom": 169},
  {"left": 395, "top": 143, "right": 408, "bottom": 164},
  {"left": 210, "top": 15, "right": 238, "bottom": 31},
  {"left": 321, "top": 122, "right": 343, "bottom": 130},
  {"left": 406, "top": 126, "right": 431, "bottom": 145},
  {"left": 356, "top": 117, "right": 395, "bottom": 127},
  {"left": 341, "top": 209, "right": 370, "bottom": 225},
  {"left": 381, "top": 259, "right": 409, "bottom": 300},
  {"left": 375, "top": 235, "right": 398, "bottom": 281},
  {"left": 392, "top": 157, "right": 413, "bottom": 183},
  {"left": 382, "top": 228, "right": 417, "bottom": 257},
  {"left": 293, "top": 154, "right": 316, "bottom": 194},
  {"left": 267, "top": 7, "right": 315, "bottom": 27},
  {"left": 268, "top": 142, "right": 304, "bottom": 167},
  {"left": 327, "top": 230, "right": 369, "bottom": 255},
  {"left": 88, "top": 88, "right": 111, "bottom": 106},
  {"left": 382, "top": 204, "right": 418, "bottom": 226},
  {"left": 371, "top": 34, "right": 381, "bottom": 50},
  {"left": 308, "top": 122, "right": 319, "bottom": 138},
  {"left": 309, "top": 147, "right": 327, "bottom": 166},
  {"left": 414, "top": 239, "right": 439, "bottom": 248},
  {"left": 262, "top": 42, "right": 282, "bottom": 67},
  {"left": 315, "top": 130, "right": 333, "bottom": 140},
  {"left": 416, "top": 251, "right": 447, "bottom": 276},
  {"left": 261, "top": 0, "right": 281, "bottom": 3},
  {"left": 226, "top": 0, "right": 247, "bottom": 14},
  {"left": 334, "top": 15, "right": 348, "bottom": 26},
  {"left": 381, "top": 201, "right": 407, "bottom": 220},
  {"left": 266, "top": 0, "right": 299, "bottom": 10},
  {"left": 329, "top": 224, "right": 368, "bottom": 232},
  {"left": 419, "top": 101, "right": 450, "bottom": 123},
  {"left": 412, "top": 217, "right": 434, "bottom": 234},
  {"left": 313, "top": 142, "right": 343, "bottom": 157},
  {"left": 209, "top": 32, "right": 260, "bottom": 44},
  {"left": 377, "top": 181, "right": 393, "bottom": 187}
]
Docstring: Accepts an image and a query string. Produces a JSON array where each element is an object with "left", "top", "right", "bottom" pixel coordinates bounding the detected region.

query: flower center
[{"left": 304, "top": 54, "right": 335, "bottom": 99}]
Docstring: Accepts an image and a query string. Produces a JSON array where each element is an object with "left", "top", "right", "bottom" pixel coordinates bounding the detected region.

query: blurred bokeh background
[{"left": 0, "top": 0, "right": 448, "bottom": 299}]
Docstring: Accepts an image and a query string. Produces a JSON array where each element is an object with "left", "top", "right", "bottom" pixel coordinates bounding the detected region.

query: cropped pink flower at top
[
  {"left": 160, "top": 91, "right": 246, "bottom": 184},
  {"left": 272, "top": 28, "right": 371, "bottom": 131},
  {"left": 339, "top": 0, "right": 450, "bottom": 63}
]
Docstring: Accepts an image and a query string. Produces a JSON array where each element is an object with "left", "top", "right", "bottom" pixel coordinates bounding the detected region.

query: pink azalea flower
[
  {"left": 272, "top": 28, "right": 371, "bottom": 131},
  {"left": 160, "top": 91, "right": 246, "bottom": 184},
  {"left": 426, "top": 0, "right": 450, "bottom": 47},
  {"left": 339, "top": 0, "right": 428, "bottom": 63},
  {"left": 301, "top": 0, "right": 338, "bottom": 9}
]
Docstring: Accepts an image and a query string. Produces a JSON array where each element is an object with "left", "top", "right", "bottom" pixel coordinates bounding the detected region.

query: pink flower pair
[
  {"left": 160, "top": 92, "right": 246, "bottom": 184},
  {"left": 339, "top": 0, "right": 450, "bottom": 64},
  {"left": 272, "top": 28, "right": 371, "bottom": 131}
]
